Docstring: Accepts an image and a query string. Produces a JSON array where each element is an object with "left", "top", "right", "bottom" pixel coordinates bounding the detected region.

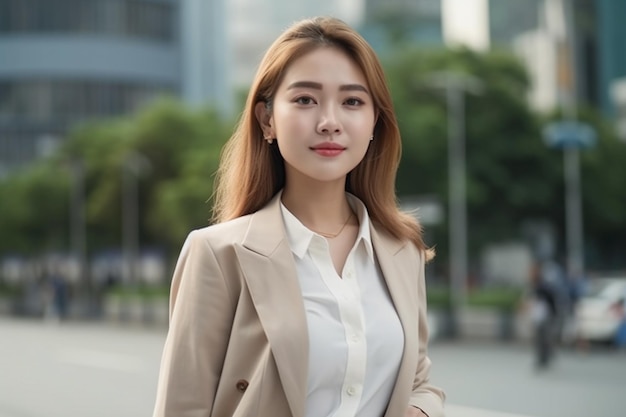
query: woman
[{"left": 153, "top": 16, "right": 445, "bottom": 417}]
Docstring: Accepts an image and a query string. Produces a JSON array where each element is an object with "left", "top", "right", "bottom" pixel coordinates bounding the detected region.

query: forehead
[{"left": 277, "top": 46, "right": 367, "bottom": 89}]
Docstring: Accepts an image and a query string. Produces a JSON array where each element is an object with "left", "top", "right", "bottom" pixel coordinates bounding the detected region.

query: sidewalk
[
  {"left": 447, "top": 405, "right": 536, "bottom": 417},
  {"left": 0, "top": 405, "right": 536, "bottom": 417},
  {"left": 428, "top": 308, "right": 533, "bottom": 342},
  {"left": 0, "top": 406, "right": 536, "bottom": 417}
]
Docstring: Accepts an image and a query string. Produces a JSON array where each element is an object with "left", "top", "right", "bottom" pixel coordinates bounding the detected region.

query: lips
[
  {"left": 310, "top": 142, "right": 346, "bottom": 157},
  {"left": 311, "top": 142, "right": 346, "bottom": 150}
]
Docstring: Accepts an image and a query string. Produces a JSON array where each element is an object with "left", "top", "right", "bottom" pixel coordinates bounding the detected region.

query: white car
[{"left": 575, "top": 277, "right": 626, "bottom": 343}]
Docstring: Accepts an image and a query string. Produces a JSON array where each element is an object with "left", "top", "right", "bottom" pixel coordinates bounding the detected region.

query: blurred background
[{"left": 0, "top": 1, "right": 625, "bottom": 416}]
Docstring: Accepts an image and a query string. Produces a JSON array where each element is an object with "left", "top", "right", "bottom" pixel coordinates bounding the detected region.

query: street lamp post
[
  {"left": 543, "top": 120, "right": 595, "bottom": 275},
  {"left": 564, "top": 146, "right": 583, "bottom": 275},
  {"left": 429, "top": 72, "right": 483, "bottom": 337},
  {"left": 544, "top": 0, "right": 594, "bottom": 278},
  {"left": 121, "top": 152, "right": 151, "bottom": 288},
  {"left": 562, "top": 0, "right": 588, "bottom": 278},
  {"left": 69, "top": 159, "right": 87, "bottom": 287}
]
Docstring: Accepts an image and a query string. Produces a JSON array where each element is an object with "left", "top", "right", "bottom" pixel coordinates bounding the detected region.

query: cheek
[
  {"left": 361, "top": 111, "right": 377, "bottom": 133},
  {"left": 272, "top": 106, "right": 307, "bottom": 137}
]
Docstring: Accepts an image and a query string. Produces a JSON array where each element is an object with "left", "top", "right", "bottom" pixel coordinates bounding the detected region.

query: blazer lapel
[
  {"left": 233, "top": 193, "right": 308, "bottom": 417},
  {"left": 371, "top": 225, "right": 420, "bottom": 417}
]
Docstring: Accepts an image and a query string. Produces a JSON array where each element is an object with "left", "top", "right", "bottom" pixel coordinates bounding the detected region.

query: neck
[{"left": 281, "top": 180, "right": 352, "bottom": 230}]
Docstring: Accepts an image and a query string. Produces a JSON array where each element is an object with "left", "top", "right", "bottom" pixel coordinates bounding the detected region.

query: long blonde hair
[{"left": 213, "top": 16, "right": 432, "bottom": 256}]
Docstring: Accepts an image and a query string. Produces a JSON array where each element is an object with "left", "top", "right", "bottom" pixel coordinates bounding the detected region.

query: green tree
[
  {"left": 61, "top": 117, "right": 132, "bottom": 251},
  {"left": 0, "top": 98, "right": 231, "bottom": 279},
  {"left": 0, "top": 161, "right": 70, "bottom": 254},
  {"left": 385, "top": 47, "right": 562, "bottom": 263},
  {"left": 384, "top": 46, "right": 626, "bottom": 270},
  {"left": 58, "top": 99, "right": 230, "bottom": 257},
  {"left": 147, "top": 106, "right": 229, "bottom": 251},
  {"left": 564, "top": 108, "right": 626, "bottom": 270}
]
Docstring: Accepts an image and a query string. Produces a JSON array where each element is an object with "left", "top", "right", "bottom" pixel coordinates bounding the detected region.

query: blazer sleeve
[
  {"left": 408, "top": 250, "right": 446, "bottom": 417},
  {"left": 153, "top": 230, "right": 235, "bottom": 417}
]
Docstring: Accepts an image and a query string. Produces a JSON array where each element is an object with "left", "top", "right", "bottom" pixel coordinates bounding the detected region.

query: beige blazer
[{"left": 153, "top": 193, "right": 445, "bottom": 417}]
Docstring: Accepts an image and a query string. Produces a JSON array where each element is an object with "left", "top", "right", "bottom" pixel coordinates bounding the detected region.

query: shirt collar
[{"left": 280, "top": 193, "right": 374, "bottom": 261}]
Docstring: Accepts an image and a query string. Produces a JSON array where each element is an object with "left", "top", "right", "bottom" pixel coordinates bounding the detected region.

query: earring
[
  {"left": 369, "top": 135, "right": 374, "bottom": 141},
  {"left": 267, "top": 138, "right": 274, "bottom": 144}
]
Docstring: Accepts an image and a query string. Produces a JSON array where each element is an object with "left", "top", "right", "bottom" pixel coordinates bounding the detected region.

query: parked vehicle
[{"left": 575, "top": 277, "right": 626, "bottom": 344}]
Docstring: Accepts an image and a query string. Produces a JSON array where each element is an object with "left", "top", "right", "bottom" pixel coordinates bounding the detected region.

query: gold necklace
[{"left": 309, "top": 212, "right": 354, "bottom": 239}]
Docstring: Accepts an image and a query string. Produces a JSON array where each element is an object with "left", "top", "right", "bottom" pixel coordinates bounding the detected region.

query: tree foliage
[
  {"left": 0, "top": 161, "right": 70, "bottom": 254},
  {"left": 384, "top": 47, "right": 626, "bottom": 270},
  {"left": 1, "top": 49, "right": 625, "bottom": 273},
  {"left": 0, "top": 98, "right": 230, "bottom": 262}
]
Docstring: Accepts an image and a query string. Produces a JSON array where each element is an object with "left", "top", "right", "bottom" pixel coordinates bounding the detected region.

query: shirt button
[
  {"left": 236, "top": 379, "right": 249, "bottom": 392},
  {"left": 351, "top": 335, "right": 359, "bottom": 343},
  {"left": 346, "top": 386, "right": 356, "bottom": 396}
]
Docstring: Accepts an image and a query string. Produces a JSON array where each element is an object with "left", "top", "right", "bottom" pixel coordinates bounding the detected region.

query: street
[
  {"left": 0, "top": 317, "right": 624, "bottom": 417},
  {"left": 428, "top": 339, "right": 626, "bottom": 417}
]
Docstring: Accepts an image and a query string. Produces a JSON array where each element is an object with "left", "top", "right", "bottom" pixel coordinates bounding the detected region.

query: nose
[{"left": 316, "top": 104, "right": 342, "bottom": 136}]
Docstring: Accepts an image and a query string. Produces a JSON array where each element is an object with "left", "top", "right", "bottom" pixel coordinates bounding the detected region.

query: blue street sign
[{"left": 543, "top": 120, "right": 597, "bottom": 149}]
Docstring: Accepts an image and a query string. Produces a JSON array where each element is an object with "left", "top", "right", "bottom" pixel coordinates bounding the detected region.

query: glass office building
[
  {"left": 0, "top": 0, "right": 231, "bottom": 174},
  {"left": 0, "top": 0, "right": 180, "bottom": 173},
  {"left": 489, "top": 0, "right": 543, "bottom": 47},
  {"left": 361, "top": 0, "right": 443, "bottom": 52},
  {"left": 597, "top": 0, "right": 626, "bottom": 115}
]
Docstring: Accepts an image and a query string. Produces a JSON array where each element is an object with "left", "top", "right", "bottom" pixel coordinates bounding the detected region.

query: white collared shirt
[{"left": 280, "top": 195, "right": 404, "bottom": 417}]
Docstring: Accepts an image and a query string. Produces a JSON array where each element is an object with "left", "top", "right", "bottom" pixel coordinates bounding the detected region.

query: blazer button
[{"left": 236, "top": 379, "right": 249, "bottom": 392}]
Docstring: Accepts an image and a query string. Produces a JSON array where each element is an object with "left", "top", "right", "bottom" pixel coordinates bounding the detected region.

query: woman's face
[{"left": 262, "top": 46, "right": 376, "bottom": 186}]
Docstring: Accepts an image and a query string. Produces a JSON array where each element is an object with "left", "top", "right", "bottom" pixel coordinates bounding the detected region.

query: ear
[{"left": 254, "top": 101, "right": 275, "bottom": 138}]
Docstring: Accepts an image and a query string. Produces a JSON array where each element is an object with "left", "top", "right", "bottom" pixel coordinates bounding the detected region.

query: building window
[
  {"left": 0, "top": 79, "right": 175, "bottom": 122},
  {"left": 0, "top": 0, "right": 176, "bottom": 42},
  {"left": 0, "top": 79, "right": 176, "bottom": 169}
]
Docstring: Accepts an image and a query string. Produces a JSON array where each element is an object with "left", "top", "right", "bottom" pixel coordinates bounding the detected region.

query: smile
[{"left": 310, "top": 142, "right": 346, "bottom": 157}]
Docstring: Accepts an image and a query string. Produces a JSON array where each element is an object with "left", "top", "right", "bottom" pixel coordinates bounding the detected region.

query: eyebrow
[{"left": 286, "top": 81, "right": 370, "bottom": 94}]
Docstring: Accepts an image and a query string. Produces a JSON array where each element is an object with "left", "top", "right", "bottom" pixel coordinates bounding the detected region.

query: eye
[
  {"left": 345, "top": 97, "right": 365, "bottom": 106},
  {"left": 294, "top": 96, "right": 316, "bottom": 105}
]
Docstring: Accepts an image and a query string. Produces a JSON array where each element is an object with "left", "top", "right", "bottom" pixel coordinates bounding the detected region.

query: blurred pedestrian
[
  {"left": 43, "top": 266, "right": 69, "bottom": 321},
  {"left": 564, "top": 268, "right": 588, "bottom": 350},
  {"left": 550, "top": 267, "right": 569, "bottom": 345},
  {"left": 529, "top": 259, "right": 561, "bottom": 369},
  {"left": 152, "top": 16, "right": 445, "bottom": 417}
]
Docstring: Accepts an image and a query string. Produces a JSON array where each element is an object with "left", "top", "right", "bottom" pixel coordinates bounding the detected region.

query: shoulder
[
  {"left": 184, "top": 215, "right": 253, "bottom": 251},
  {"left": 371, "top": 221, "right": 420, "bottom": 257},
  {"left": 174, "top": 216, "right": 254, "bottom": 293},
  {"left": 183, "top": 194, "right": 284, "bottom": 259}
]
